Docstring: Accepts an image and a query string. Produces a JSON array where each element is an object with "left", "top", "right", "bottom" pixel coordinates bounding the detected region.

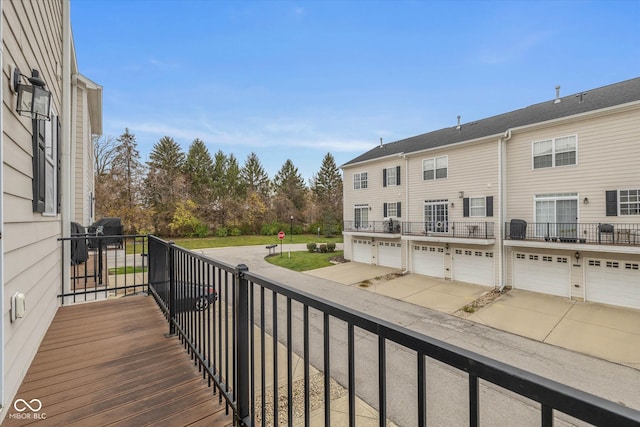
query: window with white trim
[
  {"left": 532, "top": 135, "right": 576, "bottom": 169},
  {"left": 44, "top": 111, "right": 58, "bottom": 215},
  {"left": 469, "top": 197, "right": 486, "bottom": 217},
  {"left": 385, "top": 167, "right": 397, "bottom": 186},
  {"left": 354, "top": 204, "right": 369, "bottom": 228},
  {"left": 423, "top": 156, "right": 448, "bottom": 180},
  {"left": 353, "top": 172, "right": 368, "bottom": 190},
  {"left": 620, "top": 189, "right": 640, "bottom": 215}
]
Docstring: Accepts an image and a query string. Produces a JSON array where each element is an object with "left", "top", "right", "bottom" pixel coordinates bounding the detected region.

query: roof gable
[{"left": 342, "top": 77, "right": 640, "bottom": 167}]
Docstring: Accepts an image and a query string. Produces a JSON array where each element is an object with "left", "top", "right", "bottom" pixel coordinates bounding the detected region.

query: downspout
[
  {"left": 61, "top": 0, "right": 72, "bottom": 298},
  {"left": 403, "top": 155, "right": 409, "bottom": 274},
  {"left": 498, "top": 129, "right": 512, "bottom": 291},
  {"left": 0, "top": 0, "right": 5, "bottom": 408}
]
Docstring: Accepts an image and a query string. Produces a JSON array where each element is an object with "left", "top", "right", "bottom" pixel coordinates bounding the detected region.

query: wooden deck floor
[{"left": 3, "top": 295, "right": 233, "bottom": 427}]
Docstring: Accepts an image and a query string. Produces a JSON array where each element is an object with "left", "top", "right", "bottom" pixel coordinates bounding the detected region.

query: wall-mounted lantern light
[
  {"left": 12, "top": 66, "right": 51, "bottom": 120},
  {"left": 583, "top": 197, "right": 589, "bottom": 205},
  {"left": 574, "top": 251, "right": 580, "bottom": 261},
  {"left": 458, "top": 191, "right": 464, "bottom": 198}
]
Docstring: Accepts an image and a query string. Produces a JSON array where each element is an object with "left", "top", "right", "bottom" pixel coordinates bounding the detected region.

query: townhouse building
[
  {"left": 1, "top": 0, "right": 101, "bottom": 419},
  {"left": 342, "top": 77, "right": 640, "bottom": 310}
]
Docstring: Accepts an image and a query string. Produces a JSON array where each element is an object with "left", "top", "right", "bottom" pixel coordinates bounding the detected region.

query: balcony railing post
[
  {"left": 167, "top": 241, "right": 176, "bottom": 337},
  {"left": 235, "top": 264, "right": 250, "bottom": 426}
]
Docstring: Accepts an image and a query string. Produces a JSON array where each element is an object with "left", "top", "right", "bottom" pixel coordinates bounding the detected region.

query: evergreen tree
[
  {"left": 311, "top": 153, "right": 343, "bottom": 235},
  {"left": 240, "top": 152, "right": 271, "bottom": 198},
  {"left": 144, "top": 136, "right": 187, "bottom": 235},
  {"left": 184, "top": 138, "right": 214, "bottom": 204},
  {"left": 273, "top": 159, "right": 307, "bottom": 219}
]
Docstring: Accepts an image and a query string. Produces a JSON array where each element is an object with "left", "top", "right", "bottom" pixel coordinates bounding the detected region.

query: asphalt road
[{"left": 196, "top": 244, "right": 640, "bottom": 426}]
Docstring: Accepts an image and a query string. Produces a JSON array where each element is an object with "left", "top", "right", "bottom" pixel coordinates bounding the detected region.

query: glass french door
[
  {"left": 535, "top": 195, "right": 577, "bottom": 238},
  {"left": 424, "top": 200, "right": 449, "bottom": 233}
]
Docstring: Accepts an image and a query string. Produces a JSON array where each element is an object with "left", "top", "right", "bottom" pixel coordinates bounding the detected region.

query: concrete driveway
[{"left": 307, "top": 262, "right": 640, "bottom": 370}]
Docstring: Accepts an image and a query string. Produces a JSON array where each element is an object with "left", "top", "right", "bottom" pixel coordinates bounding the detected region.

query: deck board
[{"left": 2, "top": 295, "right": 233, "bottom": 427}]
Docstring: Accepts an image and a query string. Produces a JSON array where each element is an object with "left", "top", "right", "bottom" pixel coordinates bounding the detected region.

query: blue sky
[{"left": 71, "top": 0, "right": 639, "bottom": 182}]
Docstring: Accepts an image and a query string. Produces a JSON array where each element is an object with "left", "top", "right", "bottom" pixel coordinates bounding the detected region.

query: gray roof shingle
[{"left": 342, "top": 77, "right": 640, "bottom": 167}]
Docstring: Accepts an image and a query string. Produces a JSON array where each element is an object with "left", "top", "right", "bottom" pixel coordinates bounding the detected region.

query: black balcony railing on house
[
  {"left": 343, "top": 220, "right": 496, "bottom": 239},
  {"left": 343, "top": 220, "right": 402, "bottom": 234},
  {"left": 141, "top": 235, "right": 639, "bottom": 426},
  {"left": 59, "top": 233, "right": 149, "bottom": 303},
  {"left": 505, "top": 221, "right": 640, "bottom": 246}
]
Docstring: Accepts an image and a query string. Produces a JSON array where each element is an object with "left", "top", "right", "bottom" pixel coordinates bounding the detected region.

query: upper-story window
[
  {"left": 353, "top": 172, "right": 368, "bottom": 190},
  {"left": 423, "top": 156, "right": 448, "bottom": 180},
  {"left": 383, "top": 202, "right": 401, "bottom": 218},
  {"left": 532, "top": 135, "right": 577, "bottom": 169},
  {"left": 608, "top": 189, "right": 640, "bottom": 216},
  {"left": 383, "top": 166, "right": 401, "bottom": 187},
  {"left": 463, "top": 196, "right": 493, "bottom": 217}
]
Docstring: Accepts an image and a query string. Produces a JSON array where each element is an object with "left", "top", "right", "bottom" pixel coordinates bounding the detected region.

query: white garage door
[
  {"left": 412, "top": 245, "right": 444, "bottom": 278},
  {"left": 452, "top": 249, "right": 494, "bottom": 286},
  {"left": 352, "top": 239, "right": 372, "bottom": 264},
  {"left": 513, "top": 253, "right": 570, "bottom": 297},
  {"left": 378, "top": 241, "right": 402, "bottom": 268},
  {"left": 586, "top": 259, "right": 640, "bottom": 309}
]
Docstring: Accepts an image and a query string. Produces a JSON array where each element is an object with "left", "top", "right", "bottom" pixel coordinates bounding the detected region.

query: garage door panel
[
  {"left": 514, "top": 253, "right": 570, "bottom": 297},
  {"left": 378, "top": 241, "right": 401, "bottom": 268},
  {"left": 453, "top": 249, "right": 494, "bottom": 286},
  {"left": 586, "top": 259, "right": 640, "bottom": 309},
  {"left": 412, "top": 245, "right": 444, "bottom": 278},
  {"left": 352, "top": 239, "right": 371, "bottom": 264}
]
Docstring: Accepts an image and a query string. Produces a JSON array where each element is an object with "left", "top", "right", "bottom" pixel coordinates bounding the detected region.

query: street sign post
[{"left": 278, "top": 231, "right": 285, "bottom": 256}]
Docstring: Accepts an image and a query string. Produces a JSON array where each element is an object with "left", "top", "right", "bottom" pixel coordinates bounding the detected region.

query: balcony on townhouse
[
  {"left": 344, "top": 220, "right": 497, "bottom": 244},
  {"left": 6, "top": 233, "right": 640, "bottom": 426},
  {"left": 505, "top": 220, "right": 640, "bottom": 250}
]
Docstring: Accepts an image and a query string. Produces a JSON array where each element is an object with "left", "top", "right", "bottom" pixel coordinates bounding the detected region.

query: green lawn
[
  {"left": 265, "top": 250, "right": 344, "bottom": 272},
  {"left": 108, "top": 266, "right": 148, "bottom": 275},
  {"left": 167, "top": 234, "right": 343, "bottom": 251}
]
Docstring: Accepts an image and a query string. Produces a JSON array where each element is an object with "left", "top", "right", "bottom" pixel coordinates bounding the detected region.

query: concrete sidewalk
[{"left": 307, "top": 263, "right": 640, "bottom": 370}]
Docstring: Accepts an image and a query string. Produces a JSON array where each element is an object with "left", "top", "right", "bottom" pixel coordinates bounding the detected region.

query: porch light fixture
[
  {"left": 458, "top": 191, "right": 464, "bottom": 198},
  {"left": 583, "top": 197, "right": 589, "bottom": 204},
  {"left": 574, "top": 251, "right": 580, "bottom": 261},
  {"left": 12, "top": 66, "right": 51, "bottom": 120}
]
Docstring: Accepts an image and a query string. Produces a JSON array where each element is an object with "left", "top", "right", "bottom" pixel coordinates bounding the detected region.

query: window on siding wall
[
  {"left": 620, "top": 189, "right": 640, "bottom": 215},
  {"left": 383, "top": 202, "right": 401, "bottom": 218},
  {"left": 463, "top": 196, "right": 493, "bottom": 217},
  {"left": 32, "top": 113, "right": 59, "bottom": 215},
  {"left": 383, "top": 166, "right": 400, "bottom": 187},
  {"left": 532, "top": 135, "right": 576, "bottom": 169},
  {"left": 423, "top": 156, "right": 448, "bottom": 180},
  {"left": 354, "top": 204, "right": 369, "bottom": 228},
  {"left": 353, "top": 172, "right": 368, "bottom": 190}
]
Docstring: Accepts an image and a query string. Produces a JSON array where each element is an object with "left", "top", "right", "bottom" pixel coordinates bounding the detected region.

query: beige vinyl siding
[
  {"left": 73, "top": 84, "right": 95, "bottom": 226},
  {"left": 406, "top": 139, "right": 500, "bottom": 223},
  {"left": 3, "top": 0, "right": 64, "bottom": 415},
  {"left": 506, "top": 107, "right": 640, "bottom": 224},
  {"left": 343, "top": 158, "right": 405, "bottom": 222}
]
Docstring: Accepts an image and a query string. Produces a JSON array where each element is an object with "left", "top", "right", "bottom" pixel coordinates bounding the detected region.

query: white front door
[
  {"left": 412, "top": 245, "right": 445, "bottom": 278},
  {"left": 586, "top": 259, "right": 640, "bottom": 309},
  {"left": 513, "top": 252, "right": 571, "bottom": 297}
]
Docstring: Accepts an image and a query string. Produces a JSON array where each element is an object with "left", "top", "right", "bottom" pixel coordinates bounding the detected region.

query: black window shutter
[
  {"left": 396, "top": 166, "right": 401, "bottom": 185},
  {"left": 397, "top": 202, "right": 401, "bottom": 218},
  {"left": 383, "top": 203, "right": 388, "bottom": 217},
  {"left": 486, "top": 196, "right": 493, "bottom": 217},
  {"left": 32, "top": 119, "right": 46, "bottom": 213},
  {"left": 57, "top": 117, "right": 62, "bottom": 213},
  {"left": 383, "top": 168, "right": 387, "bottom": 187},
  {"left": 463, "top": 197, "right": 469, "bottom": 217},
  {"left": 605, "top": 190, "right": 618, "bottom": 216}
]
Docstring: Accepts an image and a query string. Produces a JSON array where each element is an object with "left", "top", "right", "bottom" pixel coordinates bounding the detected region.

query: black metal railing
[
  {"left": 343, "top": 220, "right": 402, "bottom": 234},
  {"left": 505, "top": 221, "right": 640, "bottom": 246},
  {"left": 145, "top": 235, "right": 640, "bottom": 426},
  {"left": 403, "top": 221, "right": 496, "bottom": 239},
  {"left": 59, "top": 233, "right": 148, "bottom": 304}
]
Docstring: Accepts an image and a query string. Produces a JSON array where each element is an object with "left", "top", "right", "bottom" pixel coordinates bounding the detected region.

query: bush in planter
[
  {"left": 307, "top": 243, "right": 317, "bottom": 253},
  {"left": 327, "top": 242, "right": 336, "bottom": 252}
]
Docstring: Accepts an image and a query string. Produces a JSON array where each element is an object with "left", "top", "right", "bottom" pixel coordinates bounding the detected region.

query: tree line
[{"left": 94, "top": 129, "right": 343, "bottom": 238}]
